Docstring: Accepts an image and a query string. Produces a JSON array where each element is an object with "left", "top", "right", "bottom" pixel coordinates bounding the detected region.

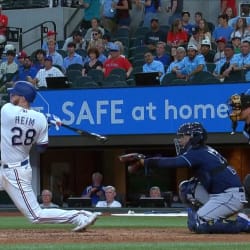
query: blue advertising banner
[{"left": 32, "top": 83, "right": 250, "bottom": 136}]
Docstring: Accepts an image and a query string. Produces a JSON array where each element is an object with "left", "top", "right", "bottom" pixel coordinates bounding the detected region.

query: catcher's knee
[{"left": 179, "top": 178, "right": 209, "bottom": 210}]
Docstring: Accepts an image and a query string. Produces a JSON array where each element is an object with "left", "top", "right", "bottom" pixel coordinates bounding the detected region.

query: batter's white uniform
[{"left": 0, "top": 103, "right": 92, "bottom": 227}]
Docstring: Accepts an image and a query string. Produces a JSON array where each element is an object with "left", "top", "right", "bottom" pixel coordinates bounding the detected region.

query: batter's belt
[{"left": 2, "top": 159, "right": 29, "bottom": 169}]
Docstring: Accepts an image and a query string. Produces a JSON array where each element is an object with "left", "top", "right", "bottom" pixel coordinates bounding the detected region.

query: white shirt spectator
[
  {"left": 35, "top": 66, "right": 64, "bottom": 88},
  {"left": 96, "top": 200, "right": 122, "bottom": 208}
]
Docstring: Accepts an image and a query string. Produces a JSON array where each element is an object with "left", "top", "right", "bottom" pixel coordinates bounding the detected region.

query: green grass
[
  {"left": 0, "top": 215, "right": 186, "bottom": 229},
  {"left": 0, "top": 243, "right": 249, "bottom": 250}
]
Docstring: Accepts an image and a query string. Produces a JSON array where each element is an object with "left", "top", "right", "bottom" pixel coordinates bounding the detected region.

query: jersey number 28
[{"left": 11, "top": 127, "right": 36, "bottom": 146}]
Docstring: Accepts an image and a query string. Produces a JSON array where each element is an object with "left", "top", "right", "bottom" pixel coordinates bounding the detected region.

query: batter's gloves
[
  {"left": 118, "top": 153, "right": 145, "bottom": 173},
  {"left": 46, "top": 113, "right": 62, "bottom": 131}
]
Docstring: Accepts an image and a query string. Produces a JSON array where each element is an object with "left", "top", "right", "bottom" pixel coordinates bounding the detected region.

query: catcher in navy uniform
[{"left": 119, "top": 122, "right": 249, "bottom": 233}]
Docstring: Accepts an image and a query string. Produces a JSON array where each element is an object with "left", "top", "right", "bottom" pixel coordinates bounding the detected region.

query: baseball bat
[{"left": 60, "top": 123, "right": 108, "bottom": 142}]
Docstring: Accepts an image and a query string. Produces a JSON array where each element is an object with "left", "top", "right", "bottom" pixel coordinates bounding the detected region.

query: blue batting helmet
[{"left": 8, "top": 81, "right": 37, "bottom": 103}]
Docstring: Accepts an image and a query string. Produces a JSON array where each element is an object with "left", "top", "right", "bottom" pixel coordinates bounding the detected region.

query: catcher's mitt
[{"left": 119, "top": 153, "right": 145, "bottom": 173}]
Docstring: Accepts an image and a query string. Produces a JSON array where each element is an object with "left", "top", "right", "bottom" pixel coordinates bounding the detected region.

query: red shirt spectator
[
  {"left": 103, "top": 43, "right": 133, "bottom": 78},
  {"left": 167, "top": 19, "right": 188, "bottom": 47},
  {"left": 221, "top": 0, "right": 237, "bottom": 16},
  {"left": 0, "top": 4, "right": 8, "bottom": 36}
]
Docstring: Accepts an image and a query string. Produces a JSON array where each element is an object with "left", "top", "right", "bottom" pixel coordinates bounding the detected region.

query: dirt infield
[
  {"left": 1, "top": 212, "right": 250, "bottom": 244},
  {"left": 1, "top": 228, "right": 250, "bottom": 244}
]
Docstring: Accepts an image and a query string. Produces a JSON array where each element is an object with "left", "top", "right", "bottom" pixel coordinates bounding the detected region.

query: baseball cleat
[
  {"left": 236, "top": 213, "right": 250, "bottom": 232},
  {"left": 72, "top": 212, "right": 98, "bottom": 232}
]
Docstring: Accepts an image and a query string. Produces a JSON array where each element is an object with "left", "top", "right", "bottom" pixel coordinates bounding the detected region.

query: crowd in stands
[{"left": 0, "top": 0, "right": 249, "bottom": 90}]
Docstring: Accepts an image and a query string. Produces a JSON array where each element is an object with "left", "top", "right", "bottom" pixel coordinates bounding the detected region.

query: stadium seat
[
  {"left": 71, "top": 76, "right": 99, "bottom": 88},
  {"left": 67, "top": 63, "right": 83, "bottom": 72},
  {"left": 87, "top": 69, "right": 104, "bottom": 84},
  {"left": 109, "top": 68, "right": 127, "bottom": 81},
  {"left": 66, "top": 69, "right": 82, "bottom": 83},
  {"left": 113, "top": 27, "right": 130, "bottom": 38}
]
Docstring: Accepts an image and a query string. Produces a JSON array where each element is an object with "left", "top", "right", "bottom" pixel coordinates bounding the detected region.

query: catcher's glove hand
[{"left": 119, "top": 153, "right": 145, "bottom": 173}]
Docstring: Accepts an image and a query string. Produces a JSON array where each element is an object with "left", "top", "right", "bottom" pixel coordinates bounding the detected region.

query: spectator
[
  {"left": 213, "top": 43, "right": 238, "bottom": 82},
  {"left": 224, "top": 6, "right": 236, "bottom": 23},
  {"left": 167, "top": 0, "right": 184, "bottom": 26},
  {"left": 114, "top": 40, "right": 126, "bottom": 57},
  {"left": 33, "top": 49, "right": 46, "bottom": 71},
  {"left": 154, "top": 41, "right": 171, "bottom": 68},
  {"left": 144, "top": 17, "right": 166, "bottom": 52},
  {"left": 101, "top": 0, "right": 119, "bottom": 34},
  {"left": 81, "top": 172, "right": 105, "bottom": 206},
  {"left": 0, "top": 50, "right": 18, "bottom": 84},
  {"left": 180, "top": 44, "right": 207, "bottom": 81},
  {"left": 84, "top": 18, "right": 105, "bottom": 43},
  {"left": 16, "top": 50, "right": 28, "bottom": 67},
  {"left": 166, "top": 18, "right": 188, "bottom": 48},
  {"left": 40, "top": 189, "right": 59, "bottom": 209},
  {"left": 214, "top": 37, "right": 226, "bottom": 62},
  {"left": 166, "top": 46, "right": 186, "bottom": 75},
  {"left": 102, "top": 33, "right": 113, "bottom": 52},
  {"left": 221, "top": 0, "right": 237, "bottom": 17},
  {"left": 188, "top": 26, "right": 202, "bottom": 52},
  {"left": 212, "top": 14, "right": 234, "bottom": 42},
  {"left": 200, "top": 39, "right": 215, "bottom": 63},
  {"left": 96, "top": 186, "right": 122, "bottom": 208},
  {"left": 84, "top": 42, "right": 107, "bottom": 64},
  {"left": 231, "top": 39, "right": 250, "bottom": 82},
  {"left": 103, "top": 43, "right": 133, "bottom": 78},
  {"left": 42, "top": 30, "right": 59, "bottom": 51},
  {"left": 47, "top": 39, "right": 64, "bottom": 70},
  {"left": 31, "top": 55, "right": 65, "bottom": 89},
  {"left": 143, "top": 50, "right": 165, "bottom": 82},
  {"left": 114, "top": 0, "right": 131, "bottom": 29},
  {"left": 181, "top": 11, "right": 194, "bottom": 37},
  {"left": 87, "top": 28, "right": 103, "bottom": 50},
  {"left": 194, "top": 11, "right": 203, "bottom": 27},
  {"left": 15, "top": 56, "right": 38, "bottom": 83},
  {"left": 149, "top": 186, "right": 162, "bottom": 198},
  {"left": 198, "top": 18, "right": 212, "bottom": 42},
  {"left": 231, "top": 36, "right": 241, "bottom": 54},
  {"left": 63, "top": 42, "right": 83, "bottom": 70},
  {"left": 0, "top": 4, "right": 8, "bottom": 58},
  {"left": 80, "top": 0, "right": 101, "bottom": 30},
  {"left": 62, "top": 31, "right": 85, "bottom": 51},
  {"left": 142, "top": 0, "right": 162, "bottom": 28},
  {"left": 230, "top": 17, "right": 250, "bottom": 41},
  {"left": 82, "top": 47, "right": 103, "bottom": 75}
]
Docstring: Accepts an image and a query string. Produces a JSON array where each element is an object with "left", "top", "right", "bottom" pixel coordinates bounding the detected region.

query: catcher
[{"left": 119, "top": 122, "right": 249, "bottom": 233}]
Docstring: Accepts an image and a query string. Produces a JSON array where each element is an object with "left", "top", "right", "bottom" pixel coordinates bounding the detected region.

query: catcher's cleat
[{"left": 72, "top": 212, "right": 98, "bottom": 232}]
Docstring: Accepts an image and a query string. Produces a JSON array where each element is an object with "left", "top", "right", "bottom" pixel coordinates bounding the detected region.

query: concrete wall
[{"left": 5, "top": 6, "right": 82, "bottom": 54}]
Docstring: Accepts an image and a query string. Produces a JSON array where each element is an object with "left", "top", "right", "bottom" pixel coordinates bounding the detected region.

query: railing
[
  {"left": 18, "top": 21, "right": 57, "bottom": 51},
  {"left": 63, "top": 5, "right": 82, "bottom": 39}
]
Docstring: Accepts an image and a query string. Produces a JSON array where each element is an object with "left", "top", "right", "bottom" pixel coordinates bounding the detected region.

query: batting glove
[{"left": 46, "top": 113, "right": 62, "bottom": 131}]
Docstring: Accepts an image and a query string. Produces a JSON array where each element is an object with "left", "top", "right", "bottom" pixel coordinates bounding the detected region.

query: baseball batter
[
  {"left": 0, "top": 81, "right": 97, "bottom": 232},
  {"left": 120, "top": 122, "right": 248, "bottom": 233}
]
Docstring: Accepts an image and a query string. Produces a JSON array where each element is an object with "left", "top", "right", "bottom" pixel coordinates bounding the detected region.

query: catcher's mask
[
  {"left": 228, "top": 93, "right": 250, "bottom": 133},
  {"left": 174, "top": 122, "right": 207, "bottom": 155}
]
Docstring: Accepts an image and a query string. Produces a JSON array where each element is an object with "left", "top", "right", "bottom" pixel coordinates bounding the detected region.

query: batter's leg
[{"left": 2, "top": 166, "right": 97, "bottom": 231}]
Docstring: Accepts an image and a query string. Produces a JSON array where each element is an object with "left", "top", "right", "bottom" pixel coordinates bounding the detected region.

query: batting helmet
[{"left": 8, "top": 81, "right": 37, "bottom": 103}]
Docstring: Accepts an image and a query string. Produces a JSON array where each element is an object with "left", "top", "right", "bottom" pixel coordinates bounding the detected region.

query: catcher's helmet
[
  {"left": 8, "top": 81, "right": 37, "bottom": 103},
  {"left": 177, "top": 122, "right": 207, "bottom": 144},
  {"left": 175, "top": 122, "right": 207, "bottom": 154}
]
